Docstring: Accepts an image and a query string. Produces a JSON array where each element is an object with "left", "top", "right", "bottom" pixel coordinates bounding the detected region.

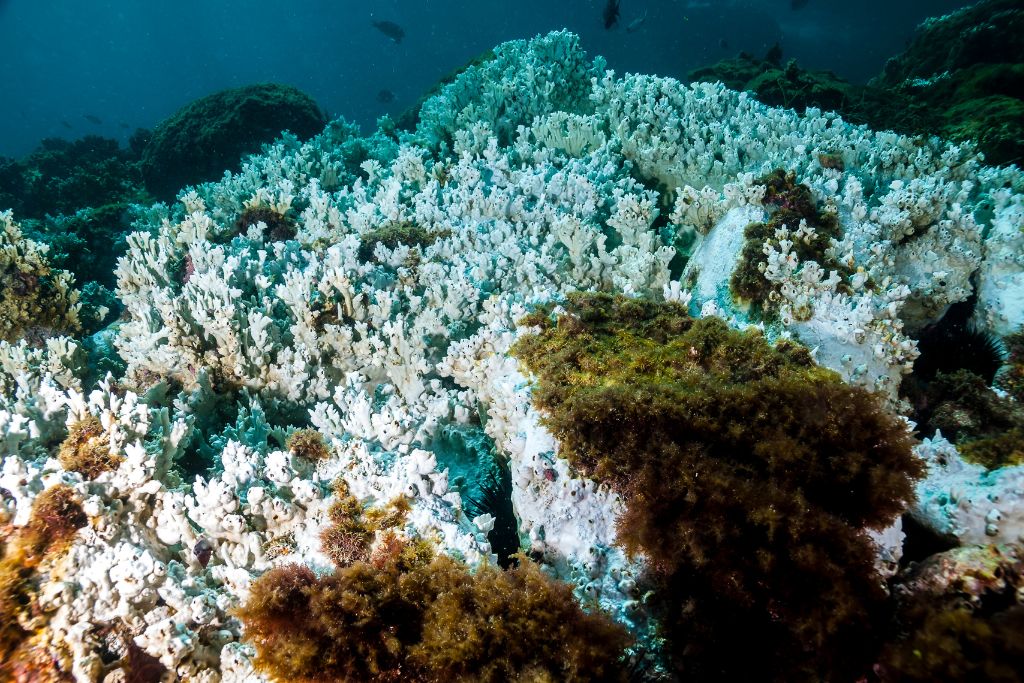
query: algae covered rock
[
  {"left": 0, "top": 211, "right": 81, "bottom": 344},
  {"left": 875, "top": 0, "right": 1024, "bottom": 88},
  {"left": 0, "top": 135, "right": 143, "bottom": 220},
  {"left": 140, "top": 83, "right": 327, "bottom": 200},
  {"left": 881, "top": 543, "right": 1024, "bottom": 682},
  {"left": 689, "top": 51, "right": 859, "bottom": 114}
]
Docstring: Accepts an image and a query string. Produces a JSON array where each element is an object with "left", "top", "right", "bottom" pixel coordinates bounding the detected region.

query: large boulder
[{"left": 140, "top": 83, "right": 326, "bottom": 200}]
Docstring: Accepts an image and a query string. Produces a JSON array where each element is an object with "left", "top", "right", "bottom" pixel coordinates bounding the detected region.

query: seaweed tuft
[{"left": 512, "top": 292, "right": 923, "bottom": 681}]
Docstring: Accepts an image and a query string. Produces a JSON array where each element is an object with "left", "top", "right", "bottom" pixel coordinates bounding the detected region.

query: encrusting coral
[
  {"left": 512, "top": 292, "right": 923, "bottom": 681},
  {"left": 235, "top": 540, "right": 632, "bottom": 683}
]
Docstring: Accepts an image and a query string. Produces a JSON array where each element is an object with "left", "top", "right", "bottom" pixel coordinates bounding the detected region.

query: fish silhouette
[
  {"left": 372, "top": 20, "right": 405, "bottom": 43},
  {"left": 791, "top": 0, "right": 809, "bottom": 9},
  {"left": 626, "top": 10, "right": 647, "bottom": 33},
  {"left": 377, "top": 89, "right": 396, "bottom": 104},
  {"left": 61, "top": 120, "right": 73, "bottom": 129},
  {"left": 84, "top": 114, "right": 102, "bottom": 125},
  {"left": 603, "top": 0, "right": 620, "bottom": 29}
]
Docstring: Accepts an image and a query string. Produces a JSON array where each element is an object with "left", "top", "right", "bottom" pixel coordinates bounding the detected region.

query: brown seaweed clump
[
  {"left": 286, "top": 428, "right": 332, "bottom": 462},
  {"left": 58, "top": 414, "right": 122, "bottom": 479},
  {"left": 235, "top": 541, "right": 631, "bottom": 682},
  {"left": 512, "top": 292, "right": 923, "bottom": 682},
  {"left": 880, "top": 543, "right": 1024, "bottom": 682},
  {"left": 0, "top": 485, "right": 87, "bottom": 678}
]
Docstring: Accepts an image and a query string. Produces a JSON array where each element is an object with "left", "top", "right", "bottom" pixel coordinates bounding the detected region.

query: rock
[{"left": 140, "top": 83, "right": 326, "bottom": 200}]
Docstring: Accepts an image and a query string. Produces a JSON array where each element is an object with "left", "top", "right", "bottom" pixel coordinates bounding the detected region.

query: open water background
[{"left": 0, "top": 0, "right": 974, "bottom": 157}]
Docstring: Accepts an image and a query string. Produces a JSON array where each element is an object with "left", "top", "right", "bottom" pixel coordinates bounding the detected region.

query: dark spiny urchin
[
  {"left": 910, "top": 298, "right": 1007, "bottom": 385},
  {"left": 464, "top": 456, "right": 520, "bottom": 568}
]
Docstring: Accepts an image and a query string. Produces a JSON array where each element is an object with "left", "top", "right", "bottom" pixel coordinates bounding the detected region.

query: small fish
[
  {"left": 84, "top": 114, "right": 102, "bottom": 125},
  {"left": 119, "top": 122, "right": 130, "bottom": 129},
  {"left": 61, "top": 119, "right": 73, "bottom": 129},
  {"left": 791, "top": 0, "right": 809, "bottom": 9},
  {"left": 719, "top": 38, "right": 729, "bottom": 50},
  {"left": 193, "top": 538, "right": 213, "bottom": 568},
  {"left": 625, "top": 10, "right": 647, "bottom": 33},
  {"left": 377, "top": 89, "right": 395, "bottom": 104},
  {"left": 602, "top": 0, "right": 620, "bottom": 29},
  {"left": 372, "top": 20, "right": 405, "bottom": 43}
]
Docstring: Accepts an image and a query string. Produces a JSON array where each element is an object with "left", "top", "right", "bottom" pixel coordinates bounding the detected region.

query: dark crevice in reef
[
  {"left": 903, "top": 297, "right": 1024, "bottom": 469},
  {"left": 909, "top": 298, "right": 1006, "bottom": 387},
  {"left": 463, "top": 455, "right": 519, "bottom": 568},
  {"left": 898, "top": 513, "right": 959, "bottom": 567}
]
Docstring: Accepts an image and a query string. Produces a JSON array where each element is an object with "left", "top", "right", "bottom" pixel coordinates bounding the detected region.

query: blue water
[{"left": 0, "top": 0, "right": 972, "bottom": 158}]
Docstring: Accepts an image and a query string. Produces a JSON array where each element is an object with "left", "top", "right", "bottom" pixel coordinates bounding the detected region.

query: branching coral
[
  {"left": 236, "top": 542, "right": 631, "bottom": 682},
  {"left": 730, "top": 169, "right": 844, "bottom": 312},
  {"left": 512, "top": 292, "right": 923, "bottom": 681}
]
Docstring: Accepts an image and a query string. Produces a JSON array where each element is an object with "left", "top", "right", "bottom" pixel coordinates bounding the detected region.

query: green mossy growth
[
  {"left": 880, "top": 543, "right": 1024, "bottom": 682},
  {"left": 140, "top": 83, "right": 327, "bottom": 200},
  {"left": 319, "top": 481, "right": 410, "bottom": 568},
  {"left": 511, "top": 292, "right": 923, "bottom": 682},
  {"left": 997, "top": 328, "right": 1024, "bottom": 403},
  {"left": 19, "top": 484, "right": 88, "bottom": 560},
  {"left": 357, "top": 222, "right": 449, "bottom": 263},
  {"left": 58, "top": 415, "right": 122, "bottom": 479},
  {"left": 0, "top": 484, "right": 86, "bottom": 675},
  {"left": 234, "top": 205, "right": 297, "bottom": 242},
  {"left": 236, "top": 543, "right": 631, "bottom": 682},
  {"left": 285, "top": 428, "right": 331, "bottom": 462},
  {"left": 917, "top": 369, "right": 1024, "bottom": 470},
  {"left": 730, "top": 169, "right": 842, "bottom": 312},
  {"left": 320, "top": 482, "right": 374, "bottom": 567},
  {"left": 882, "top": 606, "right": 1024, "bottom": 682}
]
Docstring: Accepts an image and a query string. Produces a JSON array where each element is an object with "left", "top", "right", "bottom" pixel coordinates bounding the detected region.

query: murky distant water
[{"left": 0, "top": 0, "right": 973, "bottom": 157}]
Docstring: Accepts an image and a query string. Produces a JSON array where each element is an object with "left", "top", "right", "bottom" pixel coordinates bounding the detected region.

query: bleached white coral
[{"left": 911, "top": 433, "right": 1024, "bottom": 546}]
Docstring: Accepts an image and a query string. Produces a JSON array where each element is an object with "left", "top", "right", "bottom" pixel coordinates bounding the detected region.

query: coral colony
[{"left": 2, "top": 29, "right": 1024, "bottom": 682}]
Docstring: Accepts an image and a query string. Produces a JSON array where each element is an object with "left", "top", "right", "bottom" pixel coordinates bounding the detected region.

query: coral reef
[
  {"left": 0, "top": 24, "right": 1022, "bottom": 682},
  {"left": 140, "top": 84, "right": 327, "bottom": 201},
  {"left": 912, "top": 434, "right": 1024, "bottom": 545}
]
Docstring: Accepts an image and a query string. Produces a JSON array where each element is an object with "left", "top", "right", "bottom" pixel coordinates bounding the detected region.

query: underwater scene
[{"left": 0, "top": 0, "right": 1023, "bottom": 680}]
